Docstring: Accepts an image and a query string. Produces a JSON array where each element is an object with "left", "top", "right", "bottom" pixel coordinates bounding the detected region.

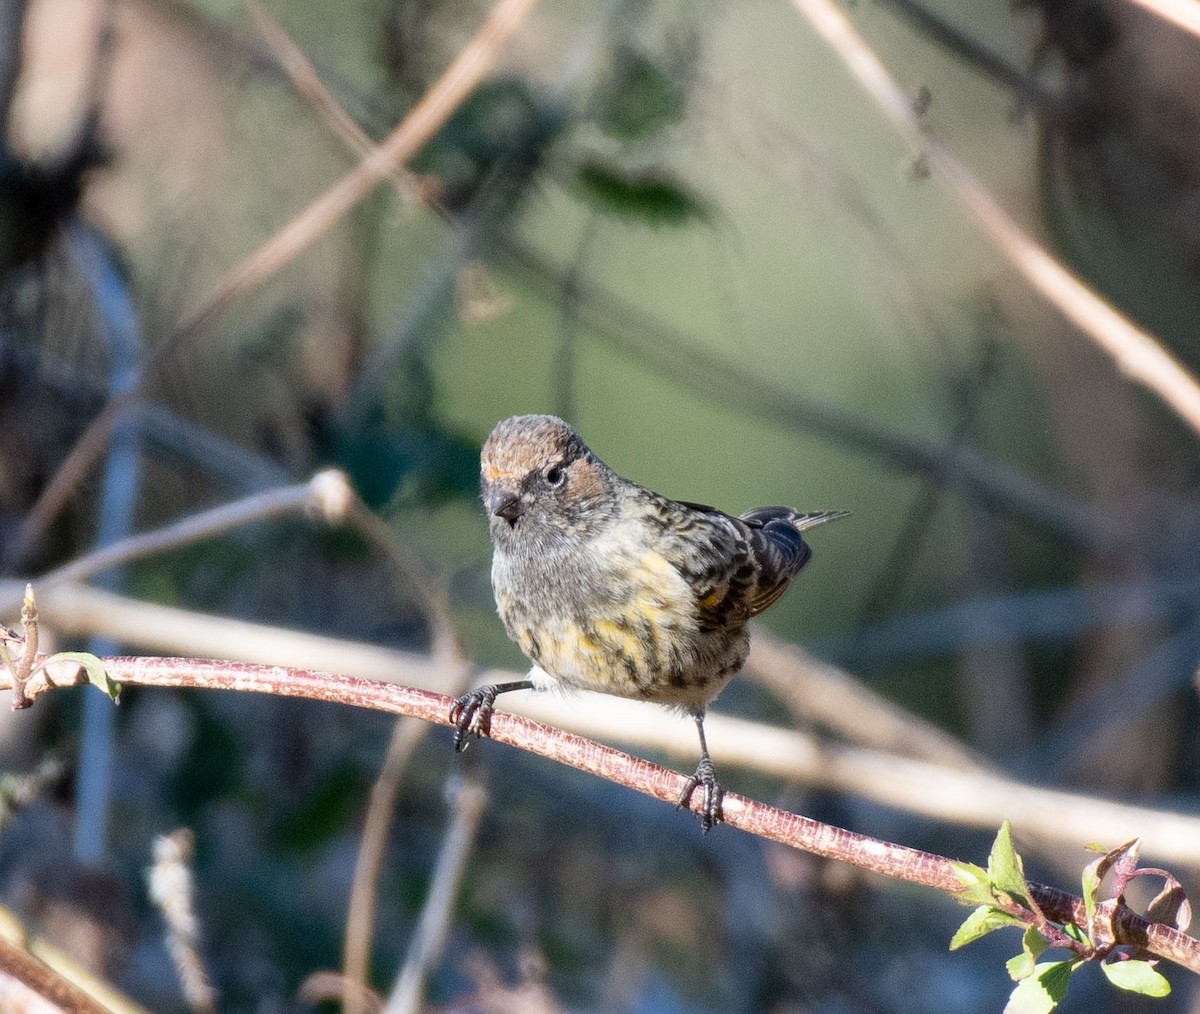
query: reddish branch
[
  {"left": 0, "top": 936, "right": 112, "bottom": 1014},
  {"left": 5, "top": 654, "right": 1200, "bottom": 978}
]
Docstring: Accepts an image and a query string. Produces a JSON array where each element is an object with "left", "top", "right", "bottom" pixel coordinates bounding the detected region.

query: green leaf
[
  {"left": 1081, "top": 856, "right": 1102, "bottom": 928},
  {"left": 989, "top": 821, "right": 1029, "bottom": 907},
  {"left": 1004, "top": 960, "right": 1078, "bottom": 1014},
  {"left": 1006, "top": 926, "right": 1050, "bottom": 980},
  {"left": 951, "top": 861, "right": 995, "bottom": 907},
  {"left": 1101, "top": 960, "right": 1171, "bottom": 997},
  {"left": 1007, "top": 951, "right": 1035, "bottom": 983},
  {"left": 572, "top": 160, "right": 711, "bottom": 227},
  {"left": 950, "top": 906, "right": 1025, "bottom": 950},
  {"left": 594, "top": 51, "right": 686, "bottom": 141},
  {"left": 1063, "top": 922, "right": 1088, "bottom": 945},
  {"left": 47, "top": 652, "right": 121, "bottom": 703}
]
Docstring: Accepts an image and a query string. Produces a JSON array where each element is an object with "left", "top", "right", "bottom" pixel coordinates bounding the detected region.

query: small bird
[{"left": 451, "top": 414, "right": 847, "bottom": 832}]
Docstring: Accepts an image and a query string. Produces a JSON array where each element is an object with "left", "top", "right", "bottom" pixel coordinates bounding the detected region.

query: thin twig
[
  {"left": 6, "top": 654, "right": 1200, "bottom": 975},
  {"left": 789, "top": 0, "right": 1200, "bottom": 437},
  {"left": 244, "top": 0, "right": 433, "bottom": 219},
  {"left": 878, "top": 0, "right": 1064, "bottom": 114},
  {"left": 383, "top": 775, "right": 488, "bottom": 1014},
  {"left": 246, "top": 0, "right": 390, "bottom": 167},
  {"left": 499, "top": 241, "right": 1120, "bottom": 549},
  {"left": 3, "top": 472, "right": 351, "bottom": 615},
  {"left": 0, "top": 582, "right": 450, "bottom": 685},
  {"left": 10, "top": 0, "right": 540, "bottom": 565},
  {"left": 337, "top": 497, "right": 473, "bottom": 1014},
  {"left": 745, "top": 630, "right": 985, "bottom": 771},
  {"left": 0, "top": 903, "right": 154, "bottom": 1014},
  {"left": 342, "top": 717, "right": 429, "bottom": 1014}
]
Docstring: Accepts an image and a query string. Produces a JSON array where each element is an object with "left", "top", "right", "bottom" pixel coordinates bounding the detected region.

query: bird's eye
[{"left": 544, "top": 464, "right": 565, "bottom": 486}]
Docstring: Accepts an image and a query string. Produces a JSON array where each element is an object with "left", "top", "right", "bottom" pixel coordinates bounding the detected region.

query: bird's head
[{"left": 480, "top": 415, "right": 612, "bottom": 542}]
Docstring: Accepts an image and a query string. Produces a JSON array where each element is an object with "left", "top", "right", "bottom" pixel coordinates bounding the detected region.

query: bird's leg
[
  {"left": 676, "top": 712, "right": 724, "bottom": 833},
  {"left": 449, "top": 680, "right": 535, "bottom": 751}
]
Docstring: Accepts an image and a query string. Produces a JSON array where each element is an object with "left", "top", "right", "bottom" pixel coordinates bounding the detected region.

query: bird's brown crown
[{"left": 481, "top": 414, "right": 587, "bottom": 482}]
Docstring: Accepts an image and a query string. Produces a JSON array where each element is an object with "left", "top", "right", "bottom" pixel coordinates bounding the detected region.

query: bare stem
[
  {"left": 342, "top": 718, "right": 429, "bottom": 1014},
  {"left": 383, "top": 775, "right": 488, "bottom": 1014},
  {"left": 2, "top": 477, "right": 339, "bottom": 616}
]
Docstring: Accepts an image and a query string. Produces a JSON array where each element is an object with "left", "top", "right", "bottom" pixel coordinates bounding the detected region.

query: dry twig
[
  {"left": 383, "top": 777, "right": 489, "bottom": 1014},
  {"left": 789, "top": 0, "right": 1200, "bottom": 437},
  {"left": 11, "top": 0, "right": 540, "bottom": 565},
  {"left": 0, "top": 936, "right": 114, "bottom": 1014},
  {"left": 147, "top": 829, "right": 216, "bottom": 1014}
]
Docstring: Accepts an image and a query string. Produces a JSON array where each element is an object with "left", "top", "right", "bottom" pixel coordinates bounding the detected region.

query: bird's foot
[
  {"left": 449, "top": 685, "right": 501, "bottom": 751},
  {"left": 676, "top": 755, "right": 724, "bottom": 834}
]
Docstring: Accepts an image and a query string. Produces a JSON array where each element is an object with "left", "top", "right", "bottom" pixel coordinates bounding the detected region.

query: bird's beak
[{"left": 485, "top": 484, "right": 523, "bottom": 522}]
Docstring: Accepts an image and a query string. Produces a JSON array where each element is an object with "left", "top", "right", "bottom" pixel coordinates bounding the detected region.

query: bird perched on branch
[{"left": 451, "top": 414, "right": 847, "bottom": 832}]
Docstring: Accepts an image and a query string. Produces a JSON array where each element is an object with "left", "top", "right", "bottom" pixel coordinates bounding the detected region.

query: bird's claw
[
  {"left": 449, "top": 685, "right": 499, "bottom": 751},
  {"left": 676, "top": 756, "right": 724, "bottom": 833}
]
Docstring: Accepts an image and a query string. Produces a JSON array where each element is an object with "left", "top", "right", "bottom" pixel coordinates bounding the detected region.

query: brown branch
[
  {"left": 746, "top": 629, "right": 985, "bottom": 771},
  {"left": 8, "top": 654, "right": 1200, "bottom": 976},
  {"left": 246, "top": 0, "right": 389, "bottom": 169},
  {"left": 8, "top": 0, "right": 540, "bottom": 566},
  {"left": 2, "top": 475, "right": 345, "bottom": 616},
  {"left": 0, "top": 904, "right": 153, "bottom": 1014},
  {"left": 343, "top": 717, "right": 428, "bottom": 1014},
  {"left": 789, "top": 0, "right": 1200, "bottom": 438},
  {"left": 0, "top": 935, "right": 113, "bottom": 1014}
]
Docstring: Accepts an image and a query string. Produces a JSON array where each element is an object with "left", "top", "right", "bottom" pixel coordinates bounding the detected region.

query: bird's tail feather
[{"left": 790, "top": 510, "right": 850, "bottom": 531}]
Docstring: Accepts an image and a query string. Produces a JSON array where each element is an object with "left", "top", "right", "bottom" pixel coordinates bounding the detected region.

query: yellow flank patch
[
  {"left": 632, "top": 590, "right": 665, "bottom": 627},
  {"left": 592, "top": 618, "right": 645, "bottom": 666},
  {"left": 522, "top": 616, "right": 651, "bottom": 693},
  {"left": 590, "top": 617, "right": 624, "bottom": 644},
  {"left": 698, "top": 588, "right": 722, "bottom": 610},
  {"left": 500, "top": 550, "right": 694, "bottom": 694},
  {"left": 638, "top": 551, "right": 675, "bottom": 580},
  {"left": 516, "top": 627, "right": 537, "bottom": 657},
  {"left": 633, "top": 553, "right": 677, "bottom": 603}
]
